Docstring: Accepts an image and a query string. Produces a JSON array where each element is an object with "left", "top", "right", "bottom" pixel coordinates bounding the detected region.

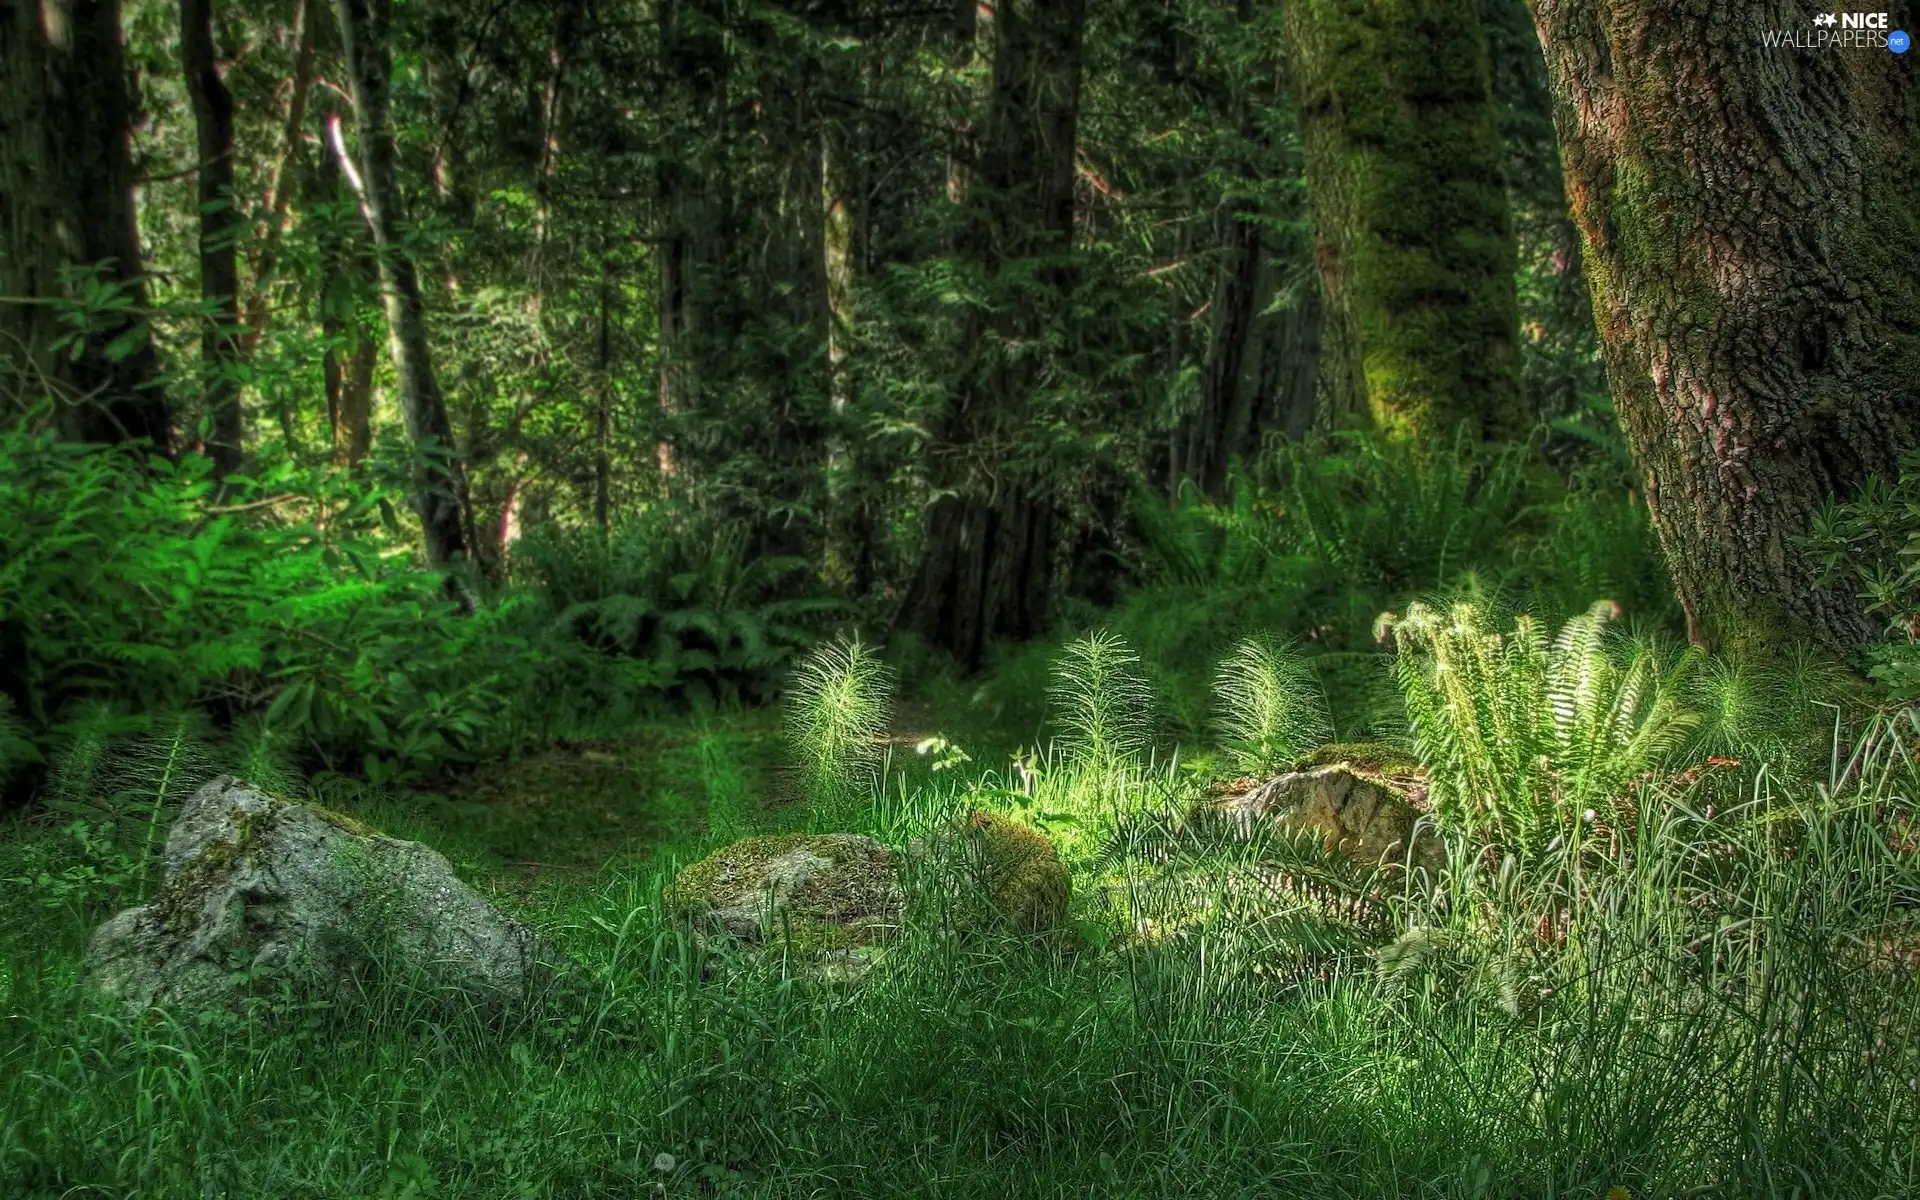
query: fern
[
  {"left": 1389, "top": 599, "right": 1698, "bottom": 856},
  {"left": 1050, "top": 630, "right": 1154, "bottom": 775},
  {"left": 1212, "top": 636, "right": 1332, "bottom": 773},
  {"left": 786, "top": 637, "right": 894, "bottom": 829}
]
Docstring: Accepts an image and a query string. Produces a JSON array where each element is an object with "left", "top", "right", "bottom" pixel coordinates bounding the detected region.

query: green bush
[
  {"left": 1387, "top": 599, "right": 1698, "bottom": 856},
  {"left": 512, "top": 511, "right": 844, "bottom": 708},
  {"left": 1806, "top": 449, "right": 1920, "bottom": 700},
  {"left": 0, "top": 419, "right": 558, "bottom": 787}
]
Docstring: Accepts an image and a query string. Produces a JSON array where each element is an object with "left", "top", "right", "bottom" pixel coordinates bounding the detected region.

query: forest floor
[{"left": 2, "top": 702, "right": 1917, "bottom": 1199}]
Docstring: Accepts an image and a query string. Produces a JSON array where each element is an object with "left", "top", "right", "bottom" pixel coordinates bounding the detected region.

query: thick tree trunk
[
  {"left": 181, "top": 0, "right": 243, "bottom": 477},
  {"left": 1528, "top": 0, "right": 1920, "bottom": 654},
  {"left": 336, "top": 0, "right": 469, "bottom": 565},
  {"left": 1284, "top": 0, "right": 1524, "bottom": 442},
  {"left": 0, "top": 0, "right": 169, "bottom": 448},
  {"left": 903, "top": 0, "right": 1087, "bottom": 666}
]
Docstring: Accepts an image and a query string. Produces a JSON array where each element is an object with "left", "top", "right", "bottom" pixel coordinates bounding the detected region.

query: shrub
[
  {"left": 0, "top": 418, "right": 548, "bottom": 787},
  {"left": 513, "top": 511, "right": 843, "bottom": 708},
  {"left": 1388, "top": 599, "right": 1699, "bottom": 856}
]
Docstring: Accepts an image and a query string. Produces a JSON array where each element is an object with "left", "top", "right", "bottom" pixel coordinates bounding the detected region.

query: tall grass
[{"left": 0, "top": 685, "right": 1912, "bottom": 1197}]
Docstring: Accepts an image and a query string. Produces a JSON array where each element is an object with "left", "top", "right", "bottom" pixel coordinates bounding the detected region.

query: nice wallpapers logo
[{"left": 1763, "top": 10, "right": 1912, "bottom": 51}]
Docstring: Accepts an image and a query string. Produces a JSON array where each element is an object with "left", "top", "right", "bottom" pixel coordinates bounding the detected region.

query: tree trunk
[
  {"left": 421, "top": 0, "right": 475, "bottom": 225},
  {"left": 240, "top": 0, "right": 317, "bottom": 356},
  {"left": 903, "top": 0, "right": 1087, "bottom": 666},
  {"left": 315, "top": 96, "right": 374, "bottom": 469},
  {"left": 181, "top": 0, "right": 243, "bottom": 477},
  {"left": 0, "top": 0, "right": 169, "bottom": 449},
  {"left": 593, "top": 235, "right": 614, "bottom": 531},
  {"left": 1527, "top": 0, "right": 1920, "bottom": 655},
  {"left": 335, "top": 0, "right": 469, "bottom": 566},
  {"left": 1188, "top": 208, "right": 1323, "bottom": 497},
  {"left": 529, "top": 0, "right": 584, "bottom": 304},
  {"left": 1284, "top": 0, "right": 1524, "bottom": 442},
  {"left": 654, "top": 0, "right": 734, "bottom": 473}
]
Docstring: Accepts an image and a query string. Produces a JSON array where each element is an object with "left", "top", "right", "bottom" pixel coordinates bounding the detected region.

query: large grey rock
[{"left": 85, "top": 776, "right": 559, "bottom": 1013}]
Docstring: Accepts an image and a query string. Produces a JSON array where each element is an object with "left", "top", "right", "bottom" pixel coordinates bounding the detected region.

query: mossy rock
[
  {"left": 666, "top": 834, "right": 905, "bottom": 956},
  {"left": 85, "top": 777, "right": 561, "bottom": 1014},
  {"left": 1290, "top": 742, "right": 1424, "bottom": 792},
  {"left": 917, "top": 811, "right": 1072, "bottom": 937},
  {"left": 1199, "top": 751, "right": 1442, "bottom": 873}
]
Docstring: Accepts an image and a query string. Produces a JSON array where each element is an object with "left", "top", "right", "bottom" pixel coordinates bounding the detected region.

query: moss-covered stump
[
  {"left": 84, "top": 777, "right": 562, "bottom": 1014},
  {"left": 665, "top": 834, "right": 905, "bottom": 967},
  {"left": 1197, "top": 745, "right": 1442, "bottom": 873},
  {"left": 914, "top": 811, "right": 1072, "bottom": 937}
]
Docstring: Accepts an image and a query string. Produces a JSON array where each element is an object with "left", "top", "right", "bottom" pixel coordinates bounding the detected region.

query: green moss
[
  {"left": 1287, "top": 0, "right": 1524, "bottom": 441},
  {"left": 954, "top": 811, "right": 1071, "bottom": 935},
  {"left": 308, "top": 803, "right": 380, "bottom": 840},
  {"left": 1292, "top": 741, "right": 1422, "bottom": 781},
  {"left": 666, "top": 834, "right": 902, "bottom": 951},
  {"left": 769, "top": 917, "right": 858, "bottom": 954},
  {"left": 150, "top": 807, "right": 262, "bottom": 931}
]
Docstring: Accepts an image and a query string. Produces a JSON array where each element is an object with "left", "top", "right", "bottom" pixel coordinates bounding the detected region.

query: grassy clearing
[{"left": 2, "top": 639, "right": 1917, "bottom": 1198}]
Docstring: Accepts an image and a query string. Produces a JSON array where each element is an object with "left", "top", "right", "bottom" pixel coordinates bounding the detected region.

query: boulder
[
  {"left": 665, "top": 833, "right": 905, "bottom": 961},
  {"left": 1196, "top": 747, "right": 1443, "bottom": 873},
  {"left": 665, "top": 816, "right": 1072, "bottom": 980},
  {"left": 85, "top": 776, "right": 560, "bottom": 1013}
]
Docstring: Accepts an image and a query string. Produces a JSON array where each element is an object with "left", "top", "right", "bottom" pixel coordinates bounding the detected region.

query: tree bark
[
  {"left": 1527, "top": 0, "right": 1920, "bottom": 654},
  {"left": 902, "top": 0, "right": 1087, "bottom": 666},
  {"left": 181, "top": 0, "right": 243, "bottom": 477},
  {"left": 0, "top": 0, "right": 169, "bottom": 449},
  {"left": 335, "top": 0, "right": 469, "bottom": 565},
  {"left": 1284, "top": 0, "right": 1525, "bottom": 442}
]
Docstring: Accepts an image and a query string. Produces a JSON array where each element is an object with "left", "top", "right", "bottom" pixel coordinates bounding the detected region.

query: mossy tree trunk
[
  {"left": 1528, "top": 0, "right": 1920, "bottom": 654},
  {"left": 903, "top": 0, "right": 1087, "bottom": 667},
  {"left": 1, "top": 0, "right": 169, "bottom": 449},
  {"left": 1284, "top": 0, "right": 1525, "bottom": 442}
]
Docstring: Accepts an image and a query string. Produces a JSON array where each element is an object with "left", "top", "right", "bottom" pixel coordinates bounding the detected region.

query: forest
[{"left": 1, "top": 0, "right": 1917, "bottom": 1195}]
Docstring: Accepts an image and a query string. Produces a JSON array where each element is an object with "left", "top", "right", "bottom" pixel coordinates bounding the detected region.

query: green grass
[{"left": 2, "top": 692, "right": 1916, "bottom": 1198}]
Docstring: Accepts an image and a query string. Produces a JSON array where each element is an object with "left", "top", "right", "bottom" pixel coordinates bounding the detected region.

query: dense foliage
[{"left": 3, "top": 0, "right": 1917, "bottom": 1196}]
